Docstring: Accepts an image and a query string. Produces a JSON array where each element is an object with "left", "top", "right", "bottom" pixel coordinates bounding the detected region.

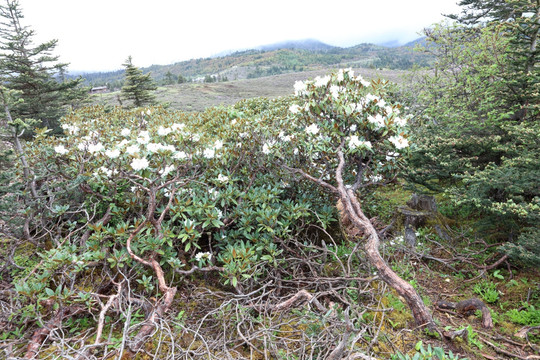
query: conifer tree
[
  {"left": 121, "top": 56, "right": 157, "bottom": 107},
  {"left": 407, "top": 0, "right": 539, "bottom": 266},
  {"left": 0, "top": 0, "right": 85, "bottom": 131}
]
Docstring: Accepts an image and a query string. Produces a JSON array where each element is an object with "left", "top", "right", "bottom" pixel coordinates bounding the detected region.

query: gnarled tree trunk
[{"left": 335, "top": 152, "right": 436, "bottom": 330}]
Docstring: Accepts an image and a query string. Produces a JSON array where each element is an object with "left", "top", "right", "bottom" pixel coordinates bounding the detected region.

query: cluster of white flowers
[
  {"left": 289, "top": 104, "right": 301, "bottom": 114},
  {"left": 368, "top": 174, "right": 383, "bottom": 183},
  {"left": 88, "top": 143, "right": 104, "bottom": 154},
  {"left": 355, "top": 75, "right": 371, "bottom": 87},
  {"left": 173, "top": 151, "right": 188, "bottom": 160},
  {"left": 367, "top": 114, "right": 386, "bottom": 130},
  {"left": 157, "top": 126, "right": 172, "bottom": 136},
  {"left": 217, "top": 174, "right": 229, "bottom": 183},
  {"left": 294, "top": 81, "right": 307, "bottom": 96},
  {"left": 364, "top": 94, "right": 380, "bottom": 103},
  {"left": 121, "top": 128, "right": 131, "bottom": 136},
  {"left": 126, "top": 144, "right": 140, "bottom": 155},
  {"left": 347, "top": 135, "right": 372, "bottom": 150},
  {"left": 262, "top": 140, "right": 277, "bottom": 155},
  {"left": 279, "top": 131, "right": 292, "bottom": 142},
  {"left": 195, "top": 252, "right": 212, "bottom": 262},
  {"left": 54, "top": 145, "right": 68, "bottom": 155},
  {"left": 203, "top": 148, "right": 215, "bottom": 159},
  {"left": 389, "top": 135, "right": 409, "bottom": 149},
  {"left": 394, "top": 117, "right": 407, "bottom": 127},
  {"left": 159, "top": 164, "right": 175, "bottom": 177},
  {"left": 137, "top": 131, "right": 150, "bottom": 145},
  {"left": 305, "top": 124, "right": 320, "bottom": 135},
  {"left": 329, "top": 85, "right": 342, "bottom": 99},
  {"left": 98, "top": 166, "right": 117, "bottom": 177},
  {"left": 61, "top": 124, "right": 79, "bottom": 135},
  {"left": 386, "top": 152, "right": 400, "bottom": 161},
  {"left": 208, "top": 187, "right": 219, "bottom": 200},
  {"left": 130, "top": 158, "right": 149, "bottom": 171},
  {"left": 314, "top": 75, "right": 330, "bottom": 87},
  {"left": 105, "top": 149, "right": 120, "bottom": 159}
]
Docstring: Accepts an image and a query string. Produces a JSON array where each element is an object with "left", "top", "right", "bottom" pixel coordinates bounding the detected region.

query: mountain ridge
[{"left": 76, "top": 37, "right": 431, "bottom": 88}]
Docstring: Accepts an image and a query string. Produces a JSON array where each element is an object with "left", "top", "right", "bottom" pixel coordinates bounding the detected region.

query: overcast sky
[{"left": 17, "top": 0, "right": 461, "bottom": 73}]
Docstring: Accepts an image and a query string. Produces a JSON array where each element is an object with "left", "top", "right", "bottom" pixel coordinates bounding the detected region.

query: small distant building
[{"left": 90, "top": 86, "right": 108, "bottom": 94}]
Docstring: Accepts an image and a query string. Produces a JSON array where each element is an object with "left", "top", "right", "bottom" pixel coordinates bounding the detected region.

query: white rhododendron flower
[
  {"left": 368, "top": 114, "right": 386, "bottom": 129},
  {"left": 279, "top": 132, "right": 292, "bottom": 142},
  {"left": 126, "top": 145, "right": 140, "bottom": 155},
  {"left": 137, "top": 131, "right": 150, "bottom": 145},
  {"left": 217, "top": 174, "right": 229, "bottom": 183},
  {"left": 213, "top": 140, "right": 223, "bottom": 150},
  {"left": 105, "top": 149, "right": 120, "bottom": 159},
  {"left": 203, "top": 148, "right": 215, "bottom": 159},
  {"left": 329, "top": 85, "right": 340, "bottom": 99},
  {"left": 54, "top": 145, "right": 68, "bottom": 155},
  {"left": 350, "top": 124, "right": 357, "bottom": 132},
  {"left": 88, "top": 143, "right": 104, "bottom": 153},
  {"left": 61, "top": 124, "right": 79, "bottom": 135},
  {"left": 356, "top": 75, "right": 371, "bottom": 87},
  {"left": 305, "top": 124, "right": 320, "bottom": 135},
  {"left": 389, "top": 135, "right": 409, "bottom": 149},
  {"left": 314, "top": 75, "right": 330, "bottom": 87},
  {"left": 157, "top": 126, "right": 172, "bottom": 136},
  {"left": 364, "top": 94, "right": 379, "bottom": 103},
  {"left": 161, "top": 144, "right": 175, "bottom": 152},
  {"left": 159, "top": 165, "right": 175, "bottom": 176},
  {"left": 294, "top": 81, "right": 307, "bottom": 96},
  {"left": 121, "top": 128, "right": 131, "bottom": 136},
  {"left": 348, "top": 136, "right": 372, "bottom": 150},
  {"left": 173, "top": 151, "right": 188, "bottom": 160},
  {"left": 98, "top": 166, "right": 115, "bottom": 177},
  {"left": 195, "top": 252, "right": 212, "bottom": 262},
  {"left": 262, "top": 143, "right": 271, "bottom": 155},
  {"left": 130, "top": 158, "right": 149, "bottom": 171},
  {"left": 394, "top": 117, "right": 407, "bottom": 127},
  {"left": 368, "top": 174, "right": 383, "bottom": 182},
  {"left": 117, "top": 139, "right": 129, "bottom": 147},
  {"left": 192, "top": 134, "right": 201, "bottom": 142},
  {"left": 147, "top": 143, "right": 162, "bottom": 152},
  {"left": 386, "top": 152, "right": 400, "bottom": 161},
  {"left": 289, "top": 104, "right": 301, "bottom": 114}
]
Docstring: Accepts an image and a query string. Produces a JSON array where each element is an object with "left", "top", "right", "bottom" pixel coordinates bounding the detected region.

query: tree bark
[{"left": 335, "top": 151, "right": 436, "bottom": 330}]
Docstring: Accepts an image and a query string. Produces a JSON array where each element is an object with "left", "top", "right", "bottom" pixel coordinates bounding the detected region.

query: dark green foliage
[
  {"left": 0, "top": 0, "right": 86, "bottom": 131},
  {"left": 120, "top": 56, "right": 157, "bottom": 107},
  {"left": 406, "top": 1, "right": 539, "bottom": 265}
]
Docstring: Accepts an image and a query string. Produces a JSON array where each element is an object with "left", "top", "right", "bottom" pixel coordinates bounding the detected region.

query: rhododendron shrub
[
  {"left": 266, "top": 68, "right": 410, "bottom": 189},
  {"left": 263, "top": 69, "right": 434, "bottom": 328}
]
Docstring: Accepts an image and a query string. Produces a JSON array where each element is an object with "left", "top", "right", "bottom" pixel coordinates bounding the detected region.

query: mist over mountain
[
  {"left": 73, "top": 37, "right": 431, "bottom": 88},
  {"left": 256, "top": 39, "right": 337, "bottom": 52}
]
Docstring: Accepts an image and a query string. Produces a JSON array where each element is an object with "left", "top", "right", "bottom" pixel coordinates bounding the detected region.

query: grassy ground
[{"left": 90, "top": 67, "right": 408, "bottom": 112}]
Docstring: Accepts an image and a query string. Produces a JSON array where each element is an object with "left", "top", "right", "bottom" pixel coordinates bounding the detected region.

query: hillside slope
[{"left": 78, "top": 38, "right": 431, "bottom": 88}]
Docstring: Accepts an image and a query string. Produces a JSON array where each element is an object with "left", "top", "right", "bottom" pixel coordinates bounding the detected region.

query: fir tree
[
  {"left": 121, "top": 56, "right": 157, "bottom": 107},
  {"left": 407, "top": 0, "right": 540, "bottom": 266},
  {"left": 0, "top": 0, "right": 86, "bottom": 131}
]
